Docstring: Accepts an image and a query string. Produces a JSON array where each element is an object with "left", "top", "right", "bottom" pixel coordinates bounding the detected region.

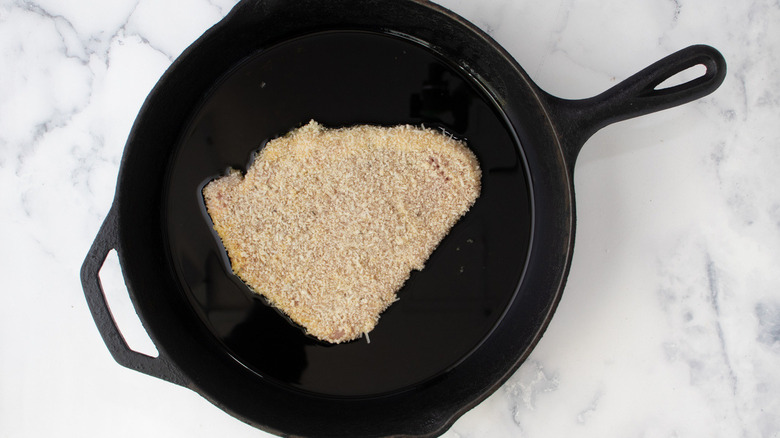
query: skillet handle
[
  {"left": 543, "top": 44, "right": 726, "bottom": 170},
  {"left": 81, "top": 206, "right": 188, "bottom": 387}
]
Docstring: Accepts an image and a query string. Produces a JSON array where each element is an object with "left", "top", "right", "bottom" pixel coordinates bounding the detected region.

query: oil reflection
[
  {"left": 198, "top": 250, "right": 310, "bottom": 384},
  {"left": 223, "top": 301, "right": 310, "bottom": 384},
  {"left": 410, "top": 63, "right": 471, "bottom": 132}
]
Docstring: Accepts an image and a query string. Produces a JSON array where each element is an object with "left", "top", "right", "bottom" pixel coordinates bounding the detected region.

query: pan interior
[{"left": 164, "top": 30, "right": 532, "bottom": 397}]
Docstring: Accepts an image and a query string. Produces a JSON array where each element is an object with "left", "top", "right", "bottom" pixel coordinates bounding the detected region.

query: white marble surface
[{"left": 1, "top": 0, "right": 778, "bottom": 436}]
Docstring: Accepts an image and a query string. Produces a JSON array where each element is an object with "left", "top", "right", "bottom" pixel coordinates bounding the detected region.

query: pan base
[{"left": 164, "top": 30, "right": 532, "bottom": 397}]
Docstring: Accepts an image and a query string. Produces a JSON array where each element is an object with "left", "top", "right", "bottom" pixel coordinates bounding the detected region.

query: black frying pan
[{"left": 81, "top": 0, "right": 726, "bottom": 436}]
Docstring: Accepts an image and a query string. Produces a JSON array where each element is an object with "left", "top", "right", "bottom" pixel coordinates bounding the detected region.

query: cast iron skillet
[{"left": 81, "top": 0, "right": 726, "bottom": 436}]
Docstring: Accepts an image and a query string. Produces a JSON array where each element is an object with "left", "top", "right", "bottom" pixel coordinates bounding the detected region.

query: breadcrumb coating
[{"left": 202, "top": 120, "right": 481, "bottom": 343}]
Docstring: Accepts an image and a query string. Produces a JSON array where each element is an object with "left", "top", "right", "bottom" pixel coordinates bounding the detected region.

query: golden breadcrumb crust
[{"left": 202, "top": 121, "right": 481, "bottom": 343}]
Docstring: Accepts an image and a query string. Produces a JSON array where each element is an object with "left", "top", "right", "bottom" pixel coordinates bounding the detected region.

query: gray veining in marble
[{"left": 1, "top": 0, "right": 779, "bottom": 436}]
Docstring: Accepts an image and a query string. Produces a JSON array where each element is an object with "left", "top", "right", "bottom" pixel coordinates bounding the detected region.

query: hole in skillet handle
[
  {"left": 80, "top": 206, "right": 187, "bottom": 387},
  {"left": 654, "top": 63, "right": 707, "bottom": 91},
  {"left": 99, "top": 249, "right": 159, "bottom": 358},
  {"left": 541, "top": 44, "right": 727, "bottom": 171}
]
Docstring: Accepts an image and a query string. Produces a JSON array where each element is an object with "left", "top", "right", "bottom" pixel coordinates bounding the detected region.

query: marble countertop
[{"left": 2, "top": 0, "right": 778, "bottom": 436}]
